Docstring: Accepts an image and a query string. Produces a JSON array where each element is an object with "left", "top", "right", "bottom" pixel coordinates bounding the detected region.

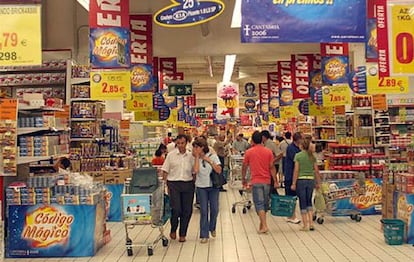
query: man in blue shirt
[{"left": 283, "top": 132, "right": 303, "bottom": 224}]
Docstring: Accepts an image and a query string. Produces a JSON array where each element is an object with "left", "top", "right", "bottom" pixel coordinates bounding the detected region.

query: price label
[
  {"left": 0, "top": 5, "right": 41, "bottom": 66},
  {"left": 390, "top": 5, "right": 414, "bottom": 75},
  {"left": 366, "top": 63, "right": 409, "bottom": 94},
  {"left": 279, "top": 106, "right": 295, "bottom": 119},
  {"left": 90, "top": 70, "right": 131, "bottom": 100},
  {"left": 134, "top": 111, "right": 159, "bottom": 121},
  {"left": 322, "top": 84, "right": 351, "bottom": 107},
  {"left": 309, "top": 101, "right": 334, "bottom": 116},
  {"left": 126, "top": 92, "right": 153, "bottom": 111}
]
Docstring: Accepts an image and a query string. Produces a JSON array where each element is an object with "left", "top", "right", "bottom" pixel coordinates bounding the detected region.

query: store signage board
[
  {"left": 366, "top": 63, "right": 409, "bottom": 94},
  {"left": 322, "top": 84, "right": 351, "bottom": 107},
  {"left": 130, "top": 14, "right": 153, "bottom": 65},
  {"left": 126, "top": 92, "right": 153, "bottom": 111},
  {"left": 131, "top": 64, "right": 154, "bottom": 92},
  {"left": 192, "top": 107, "right": 205, "bottom": 114},
  {"left": 168, "top": 84, "right": 193, "bottom": 96},
  {"left": 90, "top": 70, "right": 131, "bottom": 100},
  {"left": 0, "top": 5, "right": 41, "bottom": 66},
  {"left": 389, "top": 3, "right": 414, "bottom": 75},
  {"left": 0, "top": 99, "right": 18, "bottom": 176},
  {"left": 309, "top": 101, "right": 333, "bottom": 116},
  {"left": 372, "top": 94, "right": 387, "bottom": 110},
  {"left": 241, "top": 0, "right": 366, "bottom": 43},
  {"left": 154, "top": 0, "right": 225, "bottom": 27},
  {"left": 134, "top": 111, "right": 159, "bottom": 121},
  {"left": 89, "top": 0, "right": 130, "bottom": 28}
]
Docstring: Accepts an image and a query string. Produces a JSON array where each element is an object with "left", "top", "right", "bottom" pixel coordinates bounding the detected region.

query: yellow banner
[
  {"left": 366, "top": 63, "right": 409, "bottom": 94},
  {"left": 126, "top": 92, "right": 153, "bottom": 111},
  {"left": 134, "top": 111, "right": 159, "bottom": 121},
  {"left": 0, "top": 5, "right": 41, "bottom": 66},
  {"left": 166, "top": 109, "right": 178, "bottom": 124},
  {"left": 390, "top": 4, "right": 414, "bottom": 75},
  {"left": 322, "top": 84, "right": 351, "bottom": 107},
  {"left": 90, "top": 70, "right": 131, "bottom": 100},
  {"left": 279, "top": 104, "right": 299, "bottom": 119},
  {"left": 308, "top": 101, "right": 334, "bottom": 116}
]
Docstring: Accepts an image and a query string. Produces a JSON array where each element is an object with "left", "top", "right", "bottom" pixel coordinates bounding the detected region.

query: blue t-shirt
[{"left": 283, "top": 143, "right": 301, "bottom": 182}]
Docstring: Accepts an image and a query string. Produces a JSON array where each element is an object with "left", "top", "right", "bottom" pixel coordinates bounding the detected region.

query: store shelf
[
  {"left": 314, "top": 125, "right": 336, "bottom": 129},
  {"left": 70, "top": 118, "right": 98, "bottom": 121},
  {"left": 315, "top": 139, "right": 337, "bottom": 142},
  {"left": 18, "top": 154, "right": 68, "bottom": 165},
  {"left": 70, "top": 137, "right": 104, "bottom": 142},
  {"left": 18, "top": 105, "right": 64, "bottom": 112},
  {"left": 17, "top": 127, "right": 67, "bottom": 135},
  {"left": 71, "top": 78, "right": 90, "bottom": 84}
]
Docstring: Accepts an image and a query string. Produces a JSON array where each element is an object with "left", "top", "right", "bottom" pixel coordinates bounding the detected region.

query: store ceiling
[{"left": 77, "top": 0, "right": 321, "bottom": 107}]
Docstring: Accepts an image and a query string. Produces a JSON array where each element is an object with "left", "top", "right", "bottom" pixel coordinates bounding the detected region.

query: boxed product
[
  {"left": 122, "top": 194, "right": 152, "bottom": 224},
  {"left": 393, "top": 192, "right": 414, "bottom": 244}
]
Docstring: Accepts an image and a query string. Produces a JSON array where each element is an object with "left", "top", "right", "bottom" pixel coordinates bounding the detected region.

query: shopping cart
[
  {"left": 231, "top": 184, "right": 253, "bottom": 214},
  {"left": 229, "top": 154, "right": 244, "bottom": 188},
  {"left": 122, "top": 167, "right": 170, "bottom": 256},
  {"left": 313, "top": 170, "right": 366, "bottom": 224},
  {"left": 229, "top": 154, "right": 252, "bottom": 214}
]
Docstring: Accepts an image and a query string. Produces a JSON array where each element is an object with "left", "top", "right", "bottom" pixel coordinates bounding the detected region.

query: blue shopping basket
[{"left": 270, "top": 194, "right": 297, "bottom": 217}]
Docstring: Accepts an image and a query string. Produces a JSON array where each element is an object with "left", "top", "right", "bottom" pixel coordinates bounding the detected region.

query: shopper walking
[
  {"left": 279, "top": 131, "right": 292, "bottom": 187},
  {"left": 242, "top": 131, "right": 278, "bottom": 233},
  {"left": 161, "top": 134, "right": 195, "bottom": 242},
  {"left": 192, "top": 138, "right": 222, "bottom": 243},
  {"left": 261, "top": 130, "right": 280, "bottom": 195},
  {"left": 291, "top": 135, "right": 321, "bottom": 231},
  {"left": 213, "top": 134, "right": 229, "bottom": 192},
  {"left": 283, "top": 132, "right": 303, "bottom": 224},
  {"left": 232, "top": 133, "right": 250, "bottom": 155}
]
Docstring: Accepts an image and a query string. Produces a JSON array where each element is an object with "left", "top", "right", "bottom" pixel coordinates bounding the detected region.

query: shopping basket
[
  {"left": 381, "top": 219, "right": 405, "bottom": 245},
  {"left": 270, "top": 194, "right": 297, "bottom": 217}
]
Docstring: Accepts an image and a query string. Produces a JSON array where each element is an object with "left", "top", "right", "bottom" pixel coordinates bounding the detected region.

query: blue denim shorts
[{"left": 252, "top": 183, "right": 270, "bottom": 212}]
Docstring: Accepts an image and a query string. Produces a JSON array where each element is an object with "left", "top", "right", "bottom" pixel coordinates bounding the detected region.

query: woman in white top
[{"left": 192, "top": 138, "right": 222, "bottom": 243}]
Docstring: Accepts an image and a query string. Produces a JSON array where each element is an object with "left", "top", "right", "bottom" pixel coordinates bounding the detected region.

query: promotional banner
[
  {"left": 267, "top": 72, "right": 279, "bottom": 118},
  {"left": 320, "top": 42, "right": 349, "bottom": 57},
  {"left": 216, "top": 82, "right": 239, "bottom": 119},
  {"left": 130, "top": 64, "right": 154, "bottom": 92},
  {"left": 291, "top": 54, "right": 310, "bottom": 99},
  {"left": 159, "top": 57, "right": 177, "bottom": 90},
  {"left": 322, "top": 84, "right": 352, "bottom": 107},
  {"left": 259, "top": 83, "right": 269, "bottom": 114},
  {"left": 130, "top": 14, "right": 153, "bottom": 65},
  {"left": 161, "top": 89, "right": 177, "bottom": 108},
  {"left": 7, "top": 204, "right": 105, "bottom": 257},
  {"left": 154, "top": 0, "right": 225, "bottom": 27},
  {"left": 90, "top": 70, "right": 131, "bottom": 100},
  {"left": 375, "top": 0, "right": 390, "bottom": 77},
  {"left": 0, "top": 99, "right": 18, "bottom": 176},
  {"left": 126, "top": 92, "right": 153, "bottom": 111},
  {"left": 389, "top": 3, "right": 414, "bottom": 75},
  {"left": 0, "top": 4, "right": 41, "bottom": 66},
  {"left": 89, "top": 0, "right": 130, "bottom": 28},
  {"left": 321, "top": 56, "right": 349, "bottom": 84},
  {"left": 279, "top": 105, "right": 299, "bottom": 120},
  {"left": 240, "top": 82, "right": 258, "bottom": 114},
  {"left": 366, "top": 63, "right": 409, "bottom": 94},
  {"left": 308, "top": 101, "right": 334, "bottom": 116},
  {"left": 90, "top": 27, "right": 130, "bottom": 68},
  {"left": 241, "top": 0, "right": 366, "bottom": 43},
  {"left": 278, "top": 61, "right": 293, "bottom": 106},
  {"left": 105, "top": 184, "right": 122, "bottom": 222},
  {"left": 186, "top": 94, "right": 197, "bottom": 107}
]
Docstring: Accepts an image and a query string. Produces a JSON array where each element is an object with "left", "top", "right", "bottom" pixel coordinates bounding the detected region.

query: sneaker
[
  {"left": 200, "top": 238, "right": 208, "bottom": 244},
  {"left": 310, "top": 225, "right": 315, "bottom": 231},
  {"left": 287, "top": 218, "right": 301, "bottom": 224}
]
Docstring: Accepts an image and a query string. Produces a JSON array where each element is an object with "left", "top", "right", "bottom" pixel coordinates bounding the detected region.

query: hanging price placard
[
  {"left": 366, "top": 63, "right": 409, "bottom": 94},
  {"left": 309, "top": 101, "right": 334, "bottom": 116},
  {"left": 322, "top": 84, "right": 351, "bottom": 107},
  {"left": 390, "top": 4, "right": 414, "bottom": 75},
  {"left": 134, "top": 111, "right": 159, "bottom": 121},
  {"left": 0, "top": 5, "right": 41, "bottom": 66},
  {"left": 126, "top": 92, "right": 153, "bottom": 111},
  {"left": 90, "top": 70, "right": 131, "bottom": 100}
]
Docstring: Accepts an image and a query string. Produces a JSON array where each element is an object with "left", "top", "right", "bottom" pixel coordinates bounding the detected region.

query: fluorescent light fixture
[
  {"left": 222, "top": 54, "right": 236, "bottom": 83},
  {"left": 231, "top": 0, "right": 241, "bottom": 28},
  {"left": 77, "top": 0, "right": 89, "bottom": 11}
]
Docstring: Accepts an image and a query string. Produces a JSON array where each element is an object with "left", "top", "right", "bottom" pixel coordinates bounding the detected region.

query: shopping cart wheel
[
  {"left": 231, "top": 205, "right": 236, "bottom": 213},
  {"left": 147, "top": 247, "right": 153, "bottom": 256},
  {"left": 242, "top": 207, "right": 247, "bottom": 214},
  {"left": 316, "top": 217, "right": 324, "bottom": 224},
  {"left": 355, "top": 215, "right": 362, "bottom": 222},
  {"left": 312, "top": 214, "right": 317, "bottom": 221},
  {"left": 127, "top": 247, "right": 133, "bottom": 256},
  {"left": 162, "top": 237, "right": 169, "bottom": 247}
]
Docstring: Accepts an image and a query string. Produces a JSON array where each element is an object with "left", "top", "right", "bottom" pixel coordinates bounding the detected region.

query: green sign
[
  {"left": 193, "top": 107, "right": 205, "bottom": 114},
  {"left": 197, "top": 113, "right": 209, "bottom": 119},
  {"left": 168, "top": 84, "right": 192, "bottom": 96}
]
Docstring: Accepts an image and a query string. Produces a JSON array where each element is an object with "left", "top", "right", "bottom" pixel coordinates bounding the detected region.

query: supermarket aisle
[{"left": 4, "top": 187, "right": 414, "bottom": 262}]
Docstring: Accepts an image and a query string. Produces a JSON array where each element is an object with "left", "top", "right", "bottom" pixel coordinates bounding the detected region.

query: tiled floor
[{"left": 4, "top": 187, "right": 414, "bottom": 262}]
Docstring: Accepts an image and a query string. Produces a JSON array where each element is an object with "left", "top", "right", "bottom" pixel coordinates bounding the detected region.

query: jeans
[
  {"left": 296, "top": 179, "right": 315, "bottom": 213},
  {"left": 252, "top": 183, "right": 270, "bottom": 212},
  {"left": 197, "top": 187, "right": 220, "bottom": 238}
]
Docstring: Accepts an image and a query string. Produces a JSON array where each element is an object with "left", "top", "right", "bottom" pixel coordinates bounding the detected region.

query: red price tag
[{"left": 101, "top": 83, "right": 125, "bottom": 94}]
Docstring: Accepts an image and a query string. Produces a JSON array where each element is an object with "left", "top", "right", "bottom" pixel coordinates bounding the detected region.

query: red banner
[
  {"left": 278, "top": 61, "right": 293, "bottom": 106},
  {"left": 291, "top": 54, "right": 310, "bottom": 99},
  {"left": 130, "top": 14, "right": 153, "bottom": 65},
  {"left": 258, "top": 83, "right": 269, "bottom": 114},
  {"left": 186, "top": 94, "right": 196, "bottom": 107},
  {"left": 159, "top": 57, "right": 177, "bottom": 90},
  {"left": 267, "top": 72, "right": 279, "bottom": 114},
  {"left": 320, "top": 43, "right": 349, "bottom": 57},
  {"left": 375, "top": 0, "right": 390, "bottom": 77},
  {"left": 89, "top": 0, "right": 130, "bottom": 28}
]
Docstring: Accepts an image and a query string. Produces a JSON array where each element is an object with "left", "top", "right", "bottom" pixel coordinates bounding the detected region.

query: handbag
[{"left": 210, "top": 168, "right": 227, "bottom": 188}]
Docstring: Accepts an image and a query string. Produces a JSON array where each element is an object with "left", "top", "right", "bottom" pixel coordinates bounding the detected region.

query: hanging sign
[
  {"left": 278, "top": 61, "right": 293, "bottom": 106},
  {"left": 291, "top": 54, "right": 310, "bottom": 99},
  {"left": 321, "top": 56, "right": 349, "bottom": 84},
  {"left": 279, "top": 106, "right": 296, "bottom": 119},
  {"left": 168, "top": 84, "right": 193, "bottom": 96},
  {"left": 259, "top": 83, "right": 269, "bottom": 114},
  {"left": 309, "top": 101, "right": 334, "bottom": 116},
  {"left": 131, "top": 64, "right": 154, "bottom": 92},
  {"left": 0, "top": 5, "right": 41, "bottom": 66},
  {"left": 375, "top": 0, "right": 390, "bottom": 77},
  {"left": 134, "top": 111, "right": 159, "bottom": 121},
  {"left": 126, "top": 92, "right": 153, "bottom": 111},
  {"left": 389, "top": 3, "right": 414, "bottom": 75},
  {"left": 130, "top": 14, "right": 153, "bottom": 65},
  {"left": 154, "top": 0, "right": 225, "bottom": 27},
  {"left": 90, "top": 70, "right": 131, "bottom": 100},
  {"left": 216, "top": 82, "right": 239, "bottom": 119},
  {"left": 322, "top": 84, "right": 351, "bottom": 107},
  {"left": 366, "top": 63, "right": 409, "bottom": 94},
  {"left": 267, "top": 72, "right": 279, "bottom": 117}
]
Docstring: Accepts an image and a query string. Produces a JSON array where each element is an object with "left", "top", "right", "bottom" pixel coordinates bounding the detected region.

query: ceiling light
[
  {"left": 222, "top": 54, "right": 236, "bottom": 83},
  {"left": 77, "top": 0, "right": 89, "bottom": 11},
  {"left": 231, "top": 0, "right": 241, "bottom": 28}
]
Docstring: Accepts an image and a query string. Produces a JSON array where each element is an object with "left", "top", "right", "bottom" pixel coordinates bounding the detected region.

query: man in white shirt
[
  {"left": 279, "top": 131, "right": 292, "bottom": 187},
  {"left": 161, "top": 134, "right": 195, "bottom": 243}
]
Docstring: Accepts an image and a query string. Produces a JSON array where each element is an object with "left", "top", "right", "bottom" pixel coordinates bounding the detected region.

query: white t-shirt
[
  {"left": 279, "top": 139, "right": 292, "bottom": 157},
  {"left": 161, "top": 148, "right": 194, "bottom": 181}
]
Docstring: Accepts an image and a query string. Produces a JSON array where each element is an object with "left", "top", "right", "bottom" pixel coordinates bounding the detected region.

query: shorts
[{"left": 252, "top": 183, "right": 270, "bottom": 212}]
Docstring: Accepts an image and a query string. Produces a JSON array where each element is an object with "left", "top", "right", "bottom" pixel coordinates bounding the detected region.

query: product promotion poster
[
  {"left": 321, "top": 56, "right": 349, "bottom": 84},
  {"left": 105, "top": 184, "right": 122, "bottom": 222},
  {"left": 216, "top": 82, "right": 239, "bottom": 119},
  {"left": 7, "top": 204, "right": 105, "bottom": 257},
  {"left": 241, "top": 0, "right": 366, "bottom": 43},
  {"left": 90, "top": 70, "right": 131, "bottom": 100},
  {"left": 90, "top": 28, "right": 131, "bottom": 68},
  {"left": 394, "top": 192, "right": 414, "bottom": 244},
  {"left": 131, "top": 64, "right": 154, "bottom": 92}
]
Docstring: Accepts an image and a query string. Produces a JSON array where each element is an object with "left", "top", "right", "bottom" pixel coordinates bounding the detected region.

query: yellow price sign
[
  {"left": 322, "top": 84, "right": 351, "bottom": 107},
  {"left": 279, "top": 106, "right": 295, "bottom": 119},
  {"left": 309, "top": 101, "right": 333, "bottom": 116},
  {"left": 0, "top": 5, "right": 41, "bottom": 66},
  {"left": 390, "top": 4, "right": 414, "bottom": 75},
  {"left": 126, "top": 92, "right": 153, "bottom": 111},
  {"left": 366, "top": 63, "right": 409, "bottom": 94},
  {"left": 134, "top": 111, "right": 159, "bottom": 121},
  {"left": 90, "top": 70, "right": 131, "bottom": 100}
]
